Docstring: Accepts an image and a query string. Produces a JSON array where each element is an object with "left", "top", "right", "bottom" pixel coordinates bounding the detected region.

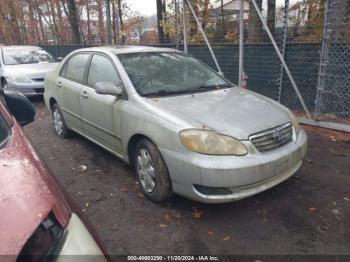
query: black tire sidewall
[{"left": 134, "top": 139, "right": 172, "bottom": 203}]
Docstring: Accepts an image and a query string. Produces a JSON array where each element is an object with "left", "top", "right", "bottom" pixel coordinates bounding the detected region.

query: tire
[
  {"left": 52, "top": 103, "right": 71, "bottom": 138},
  {"left": 134, "top": 139, "right": 173, "bottom": 203},
  {"left": 1, "top": 79, "right": 7, "bottom": 89}
]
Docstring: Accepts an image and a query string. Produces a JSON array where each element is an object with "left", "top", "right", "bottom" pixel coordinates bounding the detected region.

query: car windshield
[
  {"left": 2, "top": 48, "right": 55, "bottom": 65},
  {"left": 0, "top": 114, "right": 11, "bottom": 149},
  {"left": 117, "top": 52, "right": 232, "bottom": 96}
]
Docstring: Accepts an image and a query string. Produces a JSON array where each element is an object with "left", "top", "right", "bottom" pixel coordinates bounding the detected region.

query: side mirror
[
  {"left": 57, "top": 57, "right": 63, "bottom": 62},
  {"left": 4, "top": 89, "right": 35, "bottom": 126},
  {"left": 94, "top": 82, "right": 123, "bottom": 97}
]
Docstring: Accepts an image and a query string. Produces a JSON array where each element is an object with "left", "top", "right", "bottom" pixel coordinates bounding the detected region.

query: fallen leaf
[
  {"left": 120, "top": 188, "right": 128, "bottom": 192},
  {"left": 309, "top": 207, "right": 317, "bottom": 212},
  {"left": 137, "top": 193, "right": 144, "bottom": 198},
  {"left": 85, "top": 202, "right": 90, "bottom": 207},
  {"left": 329, "top": 135, "right": 337, "bottom": 142},
  {"left": 254, "top": 260, "right": 263, "bottom": 262},
  {"left": 159, "top": 224, "right": 167, "bottom": 228},
  {"left": 222, "top": 236, "right": 231, "bottom": 241},
  {"left": 343, "top": 197, "right": 350, "bottom": 202},
  {"left": 78, "top": 165, "right": 87, "bottom": 172},
  {"left": 192, "top": 207, "right": 203, "bottom": 219},
  {"left": 207, "top": 231, "right": 214, "bottom": 235}
]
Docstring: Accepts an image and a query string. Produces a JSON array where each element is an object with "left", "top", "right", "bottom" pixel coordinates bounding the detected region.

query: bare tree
[
  {"left": 62, "top": 0, "right": 81, "bottom": 44},
  {"left": 267, "top": 0, "right": 276, "bottom": 36},
  {"left": 156, "top": 0, "right": 165, "bottom": 43},
  {"left": 248, "top": 0, "right": 263, "bottom": 42}
]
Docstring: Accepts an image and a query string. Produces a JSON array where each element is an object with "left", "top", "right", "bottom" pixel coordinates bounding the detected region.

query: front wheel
[
  {"left": 134, "top": 139, "right": 173, "bottom": 203},
  {"left": 52, "top": 103, "right": 71, "bottom": 138},
  {"left": 1, "top": 79, "right": 8, "bottom": 89}
]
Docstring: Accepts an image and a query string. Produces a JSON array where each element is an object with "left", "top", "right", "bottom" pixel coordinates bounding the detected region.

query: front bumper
[
  {"left": 56, "top": 213, "right": 106, "bottom": 262},
  {"left": 160, "top": 129, "right": 308, "bottom": 203},
  {"left": 7, "top": 81, "right": 44, "bottom": 96}
]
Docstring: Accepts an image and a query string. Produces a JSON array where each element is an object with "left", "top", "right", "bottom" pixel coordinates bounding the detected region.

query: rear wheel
[
  {"left": 134, "top": 139, "right": 173, "bottom": 203},
  {"left": 52, "top": 103, "right": 71, "bottom": 138}
]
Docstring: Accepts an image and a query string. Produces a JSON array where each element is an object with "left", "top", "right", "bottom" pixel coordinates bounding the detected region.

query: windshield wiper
[
  {"left": 195, "top": 83, "right": 232, "bottom": 91},
  {"left": 142, "top": 89, "right": 186, "bottom": 97}
]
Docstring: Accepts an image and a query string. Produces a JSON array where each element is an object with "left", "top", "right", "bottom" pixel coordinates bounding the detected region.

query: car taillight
[{"left": 17, "top": 212, "right": 65, "bottom": 262}]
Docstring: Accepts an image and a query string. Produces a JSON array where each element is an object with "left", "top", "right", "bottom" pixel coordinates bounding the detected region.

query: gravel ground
[{"left": 24, "top": 99, "right": 350, "bottom": 256}]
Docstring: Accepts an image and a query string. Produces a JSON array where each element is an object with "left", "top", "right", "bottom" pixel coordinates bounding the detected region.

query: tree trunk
[
  {"left": 156, "top": 0, "right": 165, "bottom": 43},
  {"left": 267, "top": 0, "right": 276, "bottom": 37},
  {"left": 248, "top": 0, "right": 263, "bottom": 42},
  {"left": 189, "top": 0, "right": 198, "bottom": 37},
  {"left": 64, "top": 0, "right": 81, "bottom": 44},
  {"left": 112, "top": 0, "right": 117, "bottom": 44},
  {"left": 96, "top": 0, "right": 105, "bottom": 44},
  {"left": 202, "top": 0, "right": 209, "bottom": 31},
  {"left": 220, "top": 0, "right": 225, "bottom": 39},
  {"left": 8, "top": 1, "right": 22, "bottom": 44}
]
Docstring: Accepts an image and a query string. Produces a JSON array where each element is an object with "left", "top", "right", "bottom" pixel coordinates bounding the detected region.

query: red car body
[{"left": 0, "top": 91, "right": 107, "bottom": 260}]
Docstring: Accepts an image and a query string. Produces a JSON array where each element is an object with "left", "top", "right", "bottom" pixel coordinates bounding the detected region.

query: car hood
[
  {"left": 0, "top": 123, "right": 59, "bottom": 256},
  {"left": 145, "top": 87, "right": 292, "bottom": 140},
  {"left": 3, "top": 62, "right": 58, "bottom": 79}
]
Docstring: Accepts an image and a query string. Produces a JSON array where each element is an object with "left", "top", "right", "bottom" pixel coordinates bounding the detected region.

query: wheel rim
[
  {"left": 53, "top": 109, "right": 63, "bottom": 135},
  {"left": 137, "top": 148, "right": 156, "bottom": 193}
]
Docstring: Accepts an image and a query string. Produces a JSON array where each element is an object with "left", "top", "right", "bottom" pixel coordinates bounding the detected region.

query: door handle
[
  {"left": 57, "top": 81, "right": 62, "bottom": 88},
  {"left": 81, "top": 91, "right": 89, "bottom": 99}
]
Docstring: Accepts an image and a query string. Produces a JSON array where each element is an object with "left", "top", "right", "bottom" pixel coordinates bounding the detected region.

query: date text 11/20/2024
[{"left": 127, "top": 256, "right": 219, "bottom": 261}]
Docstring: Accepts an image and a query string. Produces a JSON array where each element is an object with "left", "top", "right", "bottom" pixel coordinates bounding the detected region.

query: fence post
[
  {"left": 314, "top": 0, "right": 331, "bottom": 119},
  {"left": 277, "top": 0, "right": 289, "bottom": 102},
  {"left": 183, "top": 0, "right": 188, "bottom": 53},
  {"left": 238, "top": 0, "right": 244, "bottom": 87},
  {"left": 175, "top": 0, "right": 179, "bottom": 50}
]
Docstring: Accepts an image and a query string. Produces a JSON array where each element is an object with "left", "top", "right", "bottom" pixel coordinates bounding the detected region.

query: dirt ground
[{"left": 24, "top": 99, "right": 350, "bottom": 256}]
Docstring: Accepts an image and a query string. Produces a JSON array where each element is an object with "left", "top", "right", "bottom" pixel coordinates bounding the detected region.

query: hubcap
[
  {"left": 137, "top": 148, "right": 156, "bottom": 193},
  {"left": 53, "top": 109, "right": 63, "bottom": 135}
]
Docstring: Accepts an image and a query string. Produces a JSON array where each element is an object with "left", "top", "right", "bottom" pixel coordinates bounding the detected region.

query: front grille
[
  {"left": 31, "top": 77, "right": 44, "bottom": 82},
  {"left": 249, "top": 123, "right": 293, "bottom": 152}
]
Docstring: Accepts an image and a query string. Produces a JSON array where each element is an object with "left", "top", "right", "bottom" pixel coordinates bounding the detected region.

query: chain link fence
[
  {"left": 315, "top": 0, "right": 350, "bottom": 121},
  {"left": 40, "top": 0, "right": 350, "bottom": 127}
]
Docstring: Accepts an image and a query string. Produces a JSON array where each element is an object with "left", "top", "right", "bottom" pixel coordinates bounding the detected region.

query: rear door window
[{"left": 64, "top": 53, "right": 90, "bottom": 84}]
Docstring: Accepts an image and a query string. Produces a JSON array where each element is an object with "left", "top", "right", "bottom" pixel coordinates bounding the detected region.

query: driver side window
[{"left": 88, "top": 54, "right": 121, "bottom": 88}]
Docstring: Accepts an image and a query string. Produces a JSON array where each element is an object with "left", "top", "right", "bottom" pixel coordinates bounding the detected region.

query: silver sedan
[
  {"left": 0, "top": 46, "right": 58, "bottom": 96},
  {"left": 44, "top": 46, "right": 307, "bottom": 203}
]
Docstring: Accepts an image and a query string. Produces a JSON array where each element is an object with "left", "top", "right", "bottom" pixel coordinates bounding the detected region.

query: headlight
[
  {"left": 179, "top": 129, "right": 248, "bottom": 156},
  {"left": 7, "top": 74, "right": 32, "bottom": 83}
]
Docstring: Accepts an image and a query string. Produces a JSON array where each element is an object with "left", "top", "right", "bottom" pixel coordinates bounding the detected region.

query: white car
[{"left": 0, "top": 46, "right": 58, "bottom": 96}]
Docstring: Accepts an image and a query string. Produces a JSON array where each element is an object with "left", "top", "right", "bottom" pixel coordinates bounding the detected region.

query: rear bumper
[
  {"left": 7, "top": 81, "right": 44, "bottom": 96},
  {"left": 56, "top": 213, "right": 107, "bottom": 261},
  {"left": 160, "top": 129, "right": 307, "bottom": 204}
]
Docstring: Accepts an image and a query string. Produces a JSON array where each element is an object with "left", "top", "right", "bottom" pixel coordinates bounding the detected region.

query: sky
[
  {"left": 126, "top": 0, "right": 297, "bottom": 16},
  {"left": 127, "top": 0, "right": 157, "bottom": 16}
]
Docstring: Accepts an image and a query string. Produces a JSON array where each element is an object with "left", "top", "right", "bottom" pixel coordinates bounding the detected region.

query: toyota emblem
[{"left": 273, "top": 131, "right": 284, "bottom": 142}]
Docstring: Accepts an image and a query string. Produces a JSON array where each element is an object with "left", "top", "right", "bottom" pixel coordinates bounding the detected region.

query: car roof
[
  {"left": 0, "top": 45, "right": 42, "bottom": 50},
  {"left": 78, "top": 45, "right": 179, "bottom": 55}
]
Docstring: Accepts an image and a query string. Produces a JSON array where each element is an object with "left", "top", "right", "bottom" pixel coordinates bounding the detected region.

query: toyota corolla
[{"left": 44, "top": 46, "right": 307, "bottom": 204}]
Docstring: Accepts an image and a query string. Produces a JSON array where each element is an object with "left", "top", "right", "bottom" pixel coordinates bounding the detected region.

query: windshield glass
[
  {"left": 0, "top": 114, "right": 11, "bottom": 149},
  {"left": 2, "top": 48, "right": 55, "bottom": 65},
  {"left": 117, "top": 52, "right": 231, "bottom": 96}
]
